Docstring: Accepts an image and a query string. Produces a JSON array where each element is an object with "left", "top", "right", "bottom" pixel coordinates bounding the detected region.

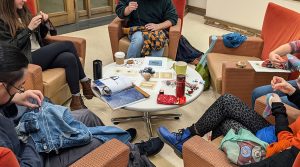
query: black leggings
[
  {"left": 31, "top": 41, "right": 86, "bottom": 94},
  {"left": 191, "top": 94, "right": 271, "bottom": 139}
]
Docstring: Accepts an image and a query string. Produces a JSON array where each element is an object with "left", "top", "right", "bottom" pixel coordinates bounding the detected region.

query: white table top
[{"left": 97, "top": 58, "right": 204, "bottom": 112}]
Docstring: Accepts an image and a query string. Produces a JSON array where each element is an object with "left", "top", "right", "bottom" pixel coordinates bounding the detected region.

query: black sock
[{"left": 187, "top": 124, "right": 197, "bottom": 136}]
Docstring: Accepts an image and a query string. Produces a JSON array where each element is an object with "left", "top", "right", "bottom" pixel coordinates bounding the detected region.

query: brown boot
[
  {"left": 70, "top": 95, "right": 88, "bottom": 111},
  {"left": 81, "top": 78, "right": 95, "bottom": 99}
]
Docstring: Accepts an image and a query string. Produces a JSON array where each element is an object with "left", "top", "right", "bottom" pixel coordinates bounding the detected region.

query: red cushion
[
  {"left": 26, "top": 0, "right": 37, "bottom": 15},
  {"left": 261, "top": 3, "right": 300, "bottom": 60},
  {"left": 0, "top": 147, "right": 19, "bottom": 167}
]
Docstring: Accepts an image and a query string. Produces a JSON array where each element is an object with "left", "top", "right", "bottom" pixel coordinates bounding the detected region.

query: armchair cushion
[
  {"left": 207, "top": 53, "right": 260, "bottom": 93},
  {"left": 261, "top": 3, "right": 300, "bottom": 60},
  {"left": 42, "top": 68, "right": 67, "bottom": 97}
]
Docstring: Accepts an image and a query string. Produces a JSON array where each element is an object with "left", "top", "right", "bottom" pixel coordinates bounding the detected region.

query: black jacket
[
  {"left": 0, "top": 19, "right": 49, "bottom": 62},
  {"left": 0, "top": 104, "right": 42, "bottom": 166}
]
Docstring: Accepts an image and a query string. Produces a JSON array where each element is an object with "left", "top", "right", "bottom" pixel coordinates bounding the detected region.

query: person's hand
[
  {"left": 28, "top": 15, "right": 43, "bottom": 31},
  {"left": 12, "top": 90, "right": 44, "bottom": 108},
  {"left": 269, "top": 52, "right": 286, "bottom": 67},
  {"left": 126, "top": 2, "right": 138, "bottom": 13},
  {"left": 40, "top": 11, "right": 49, "bottom": 22},
  {"left": 145, "top": 23, "right": 161, "bottom": 31},
  {"left": 270, "top": 93, "right": 281, "bottom": 103},
  {"left": 271, "top": 76, "right": 296, "bottom": 95}
]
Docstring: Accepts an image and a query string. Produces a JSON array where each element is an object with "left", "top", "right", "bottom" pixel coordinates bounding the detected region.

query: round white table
[{"left": 96, "top": 58, "right": 203, "bottom": 137}]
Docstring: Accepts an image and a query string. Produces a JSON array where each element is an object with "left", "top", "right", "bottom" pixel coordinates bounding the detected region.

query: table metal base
[{"left": 111, "top": 112, "right": 182, "bottom": 138}]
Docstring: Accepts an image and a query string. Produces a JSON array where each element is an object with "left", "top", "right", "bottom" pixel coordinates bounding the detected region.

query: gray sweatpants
[{"left": 43, "top": 109, "right": 104, "bottom": 167}]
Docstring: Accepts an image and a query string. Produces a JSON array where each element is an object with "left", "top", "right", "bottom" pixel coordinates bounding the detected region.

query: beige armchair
[
  {"left": 183, "top": 95, "right": 299, "bottom": 167},
  {"left": 24, "top": 35, "right": 86, "bottom": 105},
  {"left": 207, "top": 2, "right": 300, "bottom": 106}
]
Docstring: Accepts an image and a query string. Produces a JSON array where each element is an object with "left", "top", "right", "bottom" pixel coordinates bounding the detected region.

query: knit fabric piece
[
  {"left": 263, "top": 93, "right": 273, "bottom": 118},
  {"left": 123, "top": 26, "right": 168, "bottom": 56}
]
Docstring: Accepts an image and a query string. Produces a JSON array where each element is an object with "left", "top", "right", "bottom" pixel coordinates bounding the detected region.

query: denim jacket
[{"left": 16, "top": 102, "right": 130, "bottom": 153}]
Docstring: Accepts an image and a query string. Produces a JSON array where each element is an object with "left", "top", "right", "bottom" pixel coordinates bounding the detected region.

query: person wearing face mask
[
  {"left": 0, "top": 44, "right": 164, "bottom": 167},
  {"left": 0, "top": 0, "right": 94, "bottom": 110}
]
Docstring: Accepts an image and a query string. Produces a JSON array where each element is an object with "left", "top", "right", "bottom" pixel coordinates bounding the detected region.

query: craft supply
[{"left": 142, "top": 73, "right": 151, "bottom": 81}]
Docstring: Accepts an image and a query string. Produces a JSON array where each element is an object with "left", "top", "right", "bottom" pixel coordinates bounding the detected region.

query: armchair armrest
[
  {"left": 24, "top": 64, "right": 43, "bottom": 93},
  {"left": 69, "top": 139, "right": 129, "bottom": 167},
  {"left": 222, "top": 62, "right": 289, "bottom": 106},
  {"left": 183, "top": 136, "right": 234, "bottom": 167},
  {"left": 44, "top": 35, "right": 86, "bottom": 65},
  {"left": 168, "top": 18, "right": 182, "bottom": 60},
  {"left": 210, "top": 36, "right": 264, "bottom": 58},
  {"left": 254, "top": 96, "right": 298, "bottom": 124},
  {"left": 108, "top": 17, "right": 125, "bottom": 61}
]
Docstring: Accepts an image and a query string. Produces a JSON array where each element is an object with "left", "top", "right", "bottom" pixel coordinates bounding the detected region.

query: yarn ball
[{"left": 256, "top": 126, "right": 277, "bottom": 144}]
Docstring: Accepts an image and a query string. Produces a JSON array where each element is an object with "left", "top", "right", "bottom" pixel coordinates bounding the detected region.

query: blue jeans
[
  {"left": 251, "top": 80, "right": 299, "bottom": 109},
  {"left": 127, "top": 31, "right": 164, "bottom": 58}
]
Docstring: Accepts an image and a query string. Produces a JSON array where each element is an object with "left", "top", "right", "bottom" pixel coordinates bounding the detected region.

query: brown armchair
[
  {"left": 207, "top": 3, "right": 300, "bottom": 106},
  {"left": 182, "top": 95, "right": 299, "bottom": 167},
  {"left": 24, "top": 35, "right": 86, "bottom": 105},
  {"left": 70, "top": 139, "right": 129, "bottom": 167},
  {"left": 108, "top": 0, "right": 186, "bottom": 61}
]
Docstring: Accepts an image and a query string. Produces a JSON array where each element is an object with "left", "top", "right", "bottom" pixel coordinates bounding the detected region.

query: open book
[{"left": 93, "top": 76, "right": 149, "bottom": 110}]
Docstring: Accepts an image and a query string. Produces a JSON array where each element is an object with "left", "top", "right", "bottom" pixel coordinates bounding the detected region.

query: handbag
[
  {"left": 195, "top": 35, "right": 217, "bottom": 91},
  {"left": 220, "top": 128, "right": 268, "bottom": 165}
]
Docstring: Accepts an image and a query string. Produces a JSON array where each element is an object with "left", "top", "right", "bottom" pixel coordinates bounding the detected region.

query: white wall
[
  {"left": 206, "top": 0, "right": 300, "bottom": 30},
  {"left": 188, "top": 0, "right": 207, "bottom": 9}
]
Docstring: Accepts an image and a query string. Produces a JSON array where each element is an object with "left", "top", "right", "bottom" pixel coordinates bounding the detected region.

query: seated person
[
  {"left": 157, "top": 76, "right": 300, "bottom": 166},
  {"left": 116, "top": 0, "right": 178, "bottom": 58},
  {"left": 252, "top": 40, "right": 300, "bottom": 109},
  {"left": 0, "top": 0, "right": 93, "bottom": 110},
  {"left": 0, "top": 44, "right": 164, "bottom": 166}
]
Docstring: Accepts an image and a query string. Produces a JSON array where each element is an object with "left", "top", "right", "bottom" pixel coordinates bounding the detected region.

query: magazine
[{"left": 93, "top": 76, "right": 149, "bottom": 110}]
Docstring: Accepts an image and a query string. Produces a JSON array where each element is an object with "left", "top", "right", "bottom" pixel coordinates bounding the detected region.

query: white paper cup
[{"left": 115, "top": 52, "right": 125, "bottom": 65}]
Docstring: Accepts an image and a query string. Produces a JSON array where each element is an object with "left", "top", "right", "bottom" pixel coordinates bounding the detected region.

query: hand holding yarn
[{"left": 271, "top": 76, "right": 296, "bottom": 95}]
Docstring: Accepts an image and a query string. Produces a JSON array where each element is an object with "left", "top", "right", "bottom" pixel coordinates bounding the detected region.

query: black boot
[{"left": 135, "top": 137, "right": 164, "bottom": 156}]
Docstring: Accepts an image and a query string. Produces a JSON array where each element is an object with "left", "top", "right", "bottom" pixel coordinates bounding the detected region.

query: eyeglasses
[{"left": 3, "top": 84, "right": 25, "bottom": 95}]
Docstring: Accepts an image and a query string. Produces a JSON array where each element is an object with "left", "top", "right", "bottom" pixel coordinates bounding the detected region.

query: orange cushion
[
  {"left": 261, "top": 3, "right": 300, "bottom": 60},
  {"left": 26, "top": 0, "right": 37, "bottom": 15},
  {"left": 0, "top": 147, "right": 19, "bottom": 167}
]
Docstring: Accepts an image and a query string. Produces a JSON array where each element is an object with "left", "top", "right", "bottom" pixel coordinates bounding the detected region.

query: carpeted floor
[{"left": 64, "top": 13, "right": 229, "bottom": 167}]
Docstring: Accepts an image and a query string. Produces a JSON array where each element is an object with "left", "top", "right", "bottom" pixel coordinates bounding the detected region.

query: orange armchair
[
  {"left": 183, "top": 95, "right": 299, "bottom": 167},
  {"left": 23, "top": 1, "right": 86, "bottom": 105},
  {"left": 207, "top": 3, "right": 300, "bottom": 106},
  {"left": 108, "top": 0, "right": 186, "bottom": 61}
]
